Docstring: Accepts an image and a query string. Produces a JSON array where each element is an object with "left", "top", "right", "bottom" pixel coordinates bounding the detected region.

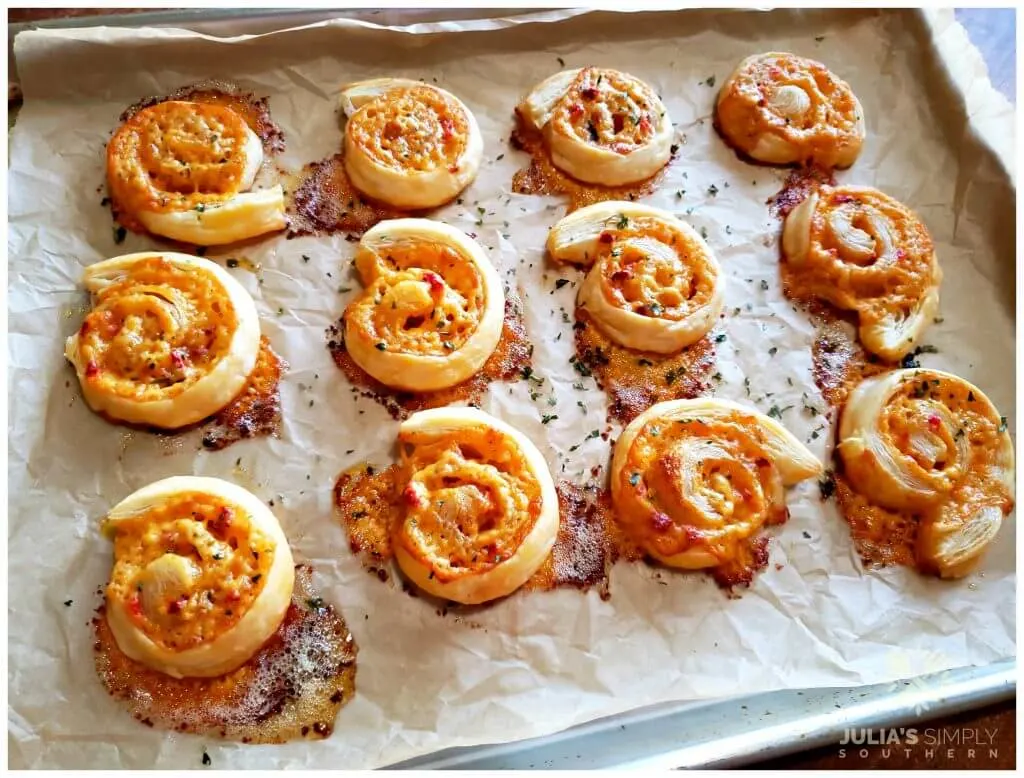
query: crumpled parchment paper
[{"left": 8, "top": 7, "right": 1015, "bottom": 770}]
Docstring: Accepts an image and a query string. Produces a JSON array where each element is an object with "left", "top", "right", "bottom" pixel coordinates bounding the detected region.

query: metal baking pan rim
[{"left": 389, "top": 658, "right": 1015, "bottom": 769}]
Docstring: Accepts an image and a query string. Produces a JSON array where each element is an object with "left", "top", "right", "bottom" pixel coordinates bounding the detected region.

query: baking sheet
[{"left": 7, "top": 7, "right": 1016, "bottom": 770}]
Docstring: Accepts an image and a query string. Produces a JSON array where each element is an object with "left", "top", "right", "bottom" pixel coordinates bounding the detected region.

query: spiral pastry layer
[
  {"left": 340, "top": 78, "right": 483, "bottom": 210},
  {"left": 392, "top": 407, "right": 559, "bottom": 604},
  {"left": 782, "top": 185, "right": 942, "bottom": 361},
  {"left": 101, "top": 476, "right": 295, "bottom": 678},
  {"left": 518, "top": 67, "right": 673, "bottom": 186},
  {"left": 64, "top": 252, "right": 261, "bottom": 429},
  {"left": 548, "top": 201, "right": 724, "bottom": 353},
  {"left": 107, "top": 100, "right": 285, "bottom": 245},
  {"left": 611, "top": 399, "right": 822, "bottom": 569},
  {"left": 343, "top": 219, "right": 504, "bottom": 392},
  {"left": 715, "top": 52, "right": 865, "bottom": 168},
  {"left": 838, "top": 369, "right": 1014, "bottom": 578}
]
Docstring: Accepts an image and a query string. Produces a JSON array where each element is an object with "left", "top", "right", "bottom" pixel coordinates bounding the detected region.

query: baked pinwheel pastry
[
  {"left": 715, "top": 52, "right": 865, "bottom": 168},
  {"left": 343, "top": 219, "right": 504, "bottom": 392},
  {"left": 101, "top": 476, "right": 295, "bottom": 679},
  {"left": 340, "top": 78, "right": 483, "bottom": 210},
  {"left": 548, "top": 201, "right": 723, "bottom": 353},
  {"left": 107, "top": 100, "right": 286, "bottom": 245},
  {"left": 64, "top": 252, "right": 261, "bottom": 430},
  {"left": 392, "top": 407, "right": 559, "bottom": 604},
  {"left": 611, "top": 399, "right": 822, "bottom": 575},
  {"left": 518, "top": 67, "right": 674, "bottom": 186},
  {"left": 782, "top": 185, "right": 941, "bottom": 361},
  {"left": 838, "top": 369, "right": 1014, "bottom": 578}
]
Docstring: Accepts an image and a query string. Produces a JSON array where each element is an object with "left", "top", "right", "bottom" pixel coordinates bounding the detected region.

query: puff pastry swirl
[
  {"left": 102, "top": 476, "right": 295, "bottom": 678},
  {"left": 343, "top": 219, "right": 504, "bottom": 392},
  {"left": 783, "top": 185, "right": 941, "bottom": 360},
  {"left": 547, "top": 201, "right": 724, "bottom": 353},
  {"left": 611, "top": 399, "right": 822, "bottom": 569},
  {"left": 392, "top": 407, "right": 559, "bottom": 604},
  {"left": 715, "top": 52, "right": 865, "bottom": 168},
  {"left": 518, "top": 67, "right": 673, "bottom": 186},
  {"left": 839, "top": 369, "right": 1014, "bottom": 578},
  {"left": 340, "top": 78, "right": 483, "bottom": 209},
  {"left": 64, "top": 252, "right": 261, "bottom": 430},
  {"left": 107, "top": 100, "right": 285, "bottom": 245}
]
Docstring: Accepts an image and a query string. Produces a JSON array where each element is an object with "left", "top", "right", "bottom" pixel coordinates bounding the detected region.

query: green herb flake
[{"left": 818, "top": 470, "right": 836, "bottom": 500}]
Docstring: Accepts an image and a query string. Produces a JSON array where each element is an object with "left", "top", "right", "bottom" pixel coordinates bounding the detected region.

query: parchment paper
[{"left": 8, "top": 8, "right": 1016, "bottom": 770}]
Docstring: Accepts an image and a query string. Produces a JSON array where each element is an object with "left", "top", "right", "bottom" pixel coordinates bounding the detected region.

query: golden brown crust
[
  {"left": 610, "top": 399, "right": 821, "bottom": 574},
  {"left": 519, "top": 66, "right": 674, "bottom": 186},
  {"left": 106, "top": 99, "right": 284, "bottom": 244},
  {"left": 102, "top": 477, "right": 295, "bottom": 679},
  {"left": 782, "top": 185, "right": 941, "bottom": 360},
  {"left": 108, "top": 101, "right": 253, "bottom": 220},
  {"left": 342, "top": 82, "right": 483, "bottom": 209},
  {"left": 64, "top": 252, "right": 261, "bottom": 430},
  {"left": 342, "top": 219, "right": 504, "bottom": 392},
  {"left": 837, "top": 369, "right": 1014, "bottom": 578},
  {"left": 347, "top": 85, "right": 470, "bottom": 173},
  {"left": 715, "top": 52, "right": 864, "bottom": 168},
  {"left": 391, "top": 408, "right": 559, "bottom": 604},
  {"left": 548, "top": 201, "right": 723, "bottom": 353},
  {"left": 106, "top": 492, "right": 275, "bottom": 652}
]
